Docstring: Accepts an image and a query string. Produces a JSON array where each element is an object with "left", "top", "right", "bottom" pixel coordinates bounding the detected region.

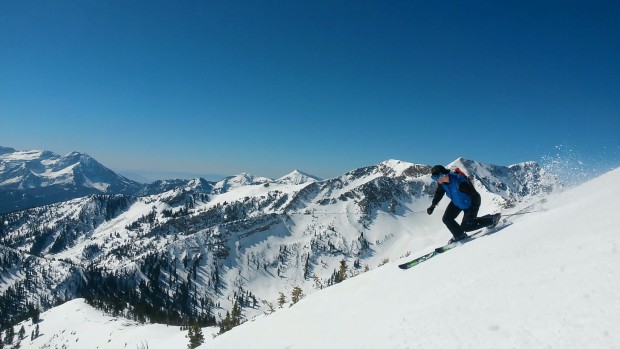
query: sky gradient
[{"left": 1, "top": 1, "right": 619, "bottom": 181}]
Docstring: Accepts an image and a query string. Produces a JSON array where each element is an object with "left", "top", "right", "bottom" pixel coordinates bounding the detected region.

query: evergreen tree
[
  {"left": 291, "top": 286, "right": 304, "bottom": 305},
  {"left": 186, "top": 327, "right": 194, "bottom": 348},
  {"left": 193, "top": 325, "right": 204, "bottom": 347},
  {"left": 303, "top": 253, "right": 311, "bottom": 279},
  {"left": 29, "top": 306, "right": 40, "bottom": 324},
  {"left": 261, "top": 300, "right": 275, "bottom": 314},
  {"left": 219, "top": 311, "right": 232, "bottom": 334},
  {"left": 5, "top": 327, "right": 14, "bottom": 345},
  {"left": 219, "top": 300, "right": 242, "bottom": 334},
  {"left": 354, "top": 258, "right": 361, "bottom": 269},
  {"left": 18, "top": 326, "right": 25, "bottom": 340},
  {"left": 312, "top": 274, "right": 323, "bottom": 289},
  {"left": 187, "top": 324, "right": 204, "bottom": 349},
  {"left": 231, "top": 300, "right": 242, "bottom": 327},
  {"left": 337, "top": 259, "right": 347, "bottom": 283},
  {"left": 277, "top": 292, "right": 287, "bottom": 308}
]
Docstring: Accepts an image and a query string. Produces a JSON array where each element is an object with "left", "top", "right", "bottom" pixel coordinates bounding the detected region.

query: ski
[
  {"left": 398, "top": 220, "right": 512, "bottom": 270},
  {"left": 397, "top": 250, "right": 437, "bottom": 269}
]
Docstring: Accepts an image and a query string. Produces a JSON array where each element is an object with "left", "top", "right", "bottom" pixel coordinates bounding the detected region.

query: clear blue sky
[{"left": 1, "top": 1, "right": 619, "bottom": 180}]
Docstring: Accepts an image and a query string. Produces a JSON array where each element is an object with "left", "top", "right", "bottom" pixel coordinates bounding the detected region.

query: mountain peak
[
  {"left": 0, "top": 146, "right": 141, "bottom": 213},
  {"left": 377, "top": 159, "right": 431, "bottom": 179},
  {"left": 0, "top": 146, "right": 17, "bottom": 155},
  {"left": 277, "top": 170, "right": 320, "bottom": 185},
  {"left": 212, "top": 172, "right": 271, "bottom": 193}
]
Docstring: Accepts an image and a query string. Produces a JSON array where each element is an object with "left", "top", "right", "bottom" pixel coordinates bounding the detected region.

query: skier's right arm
[
  {"left": 427, "top": 185, "right": 445, "bottom": 214},
  {"left": 431, "top": 185, "right": 445, "bottom": 207}
]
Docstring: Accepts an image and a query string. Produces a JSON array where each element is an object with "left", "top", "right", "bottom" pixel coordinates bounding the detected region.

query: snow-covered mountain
[
  {"left": 136, "top": 177, "right": 215, "bottom": 197},
  {"left": 0, "top": 156, "right": 558, "bottom": 337},
  {"left": 0, "top": 146, "right": 319, "bottom": 214},
  {"left": 0, "top": 146, "right": 142, "bottom": 214},
  {"left": 211, "top": 172, "right": 272, "bottom": 194},
  {"left": 6, "top": 166, "right": 617, "bottom": 349},
  {"left": 276, "top": 170, "right": 321, "bottom": 185}
]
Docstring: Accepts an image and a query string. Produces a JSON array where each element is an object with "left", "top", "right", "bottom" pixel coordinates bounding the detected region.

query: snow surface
[
  {"left": 16, "top": 299, "right": 218, "bottom": 349},
  {"left": 11, "top": 167, "right": 620, "bottom": 349}
]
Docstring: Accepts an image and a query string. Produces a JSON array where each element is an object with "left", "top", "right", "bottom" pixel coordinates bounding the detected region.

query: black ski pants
[{"left": 442, "top": 196, "right": 495, "bottom": 238}]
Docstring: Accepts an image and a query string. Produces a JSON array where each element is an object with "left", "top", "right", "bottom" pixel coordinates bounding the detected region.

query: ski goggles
[{"left": 431, "top": 173, "right": 447, "bottom": 182}]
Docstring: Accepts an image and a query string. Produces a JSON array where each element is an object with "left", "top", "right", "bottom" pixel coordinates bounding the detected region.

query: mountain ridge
[
  {"left": 0, "top": 146, "right": 325, "bottom": 214},
  {"left": 2, "top": 145, "right": 556, "bottom": 215}
]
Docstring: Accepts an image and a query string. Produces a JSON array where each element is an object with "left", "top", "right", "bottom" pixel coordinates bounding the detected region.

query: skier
[{"left": 426, "top": 165, "right": 500, "bottom": 243}]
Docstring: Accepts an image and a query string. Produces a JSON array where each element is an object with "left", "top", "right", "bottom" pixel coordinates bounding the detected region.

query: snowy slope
[
  {"left": 14, "top": 299, "right": 218, "bottom": 349},
  {"left": 8, "top": 167, "right": 618, "bottom": 349},
  {"left": 203, "top": 167, "right": 620, "bottom": 349}
]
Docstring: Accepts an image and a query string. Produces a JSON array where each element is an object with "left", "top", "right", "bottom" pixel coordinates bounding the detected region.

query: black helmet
[{"left": 431, "top": 165, "right": 450, "bottom": 177}]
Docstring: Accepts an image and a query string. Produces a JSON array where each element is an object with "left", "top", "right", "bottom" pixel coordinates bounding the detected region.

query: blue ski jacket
[{"left": 431, "top": 172, "right": 476, "bottom": 210}]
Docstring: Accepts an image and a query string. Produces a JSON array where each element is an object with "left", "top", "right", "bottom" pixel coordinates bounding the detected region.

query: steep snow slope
[{"left": 204, "top": 168, "right": 620, "bottom": 349}]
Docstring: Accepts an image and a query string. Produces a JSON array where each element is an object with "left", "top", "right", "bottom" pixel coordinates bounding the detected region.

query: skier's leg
[
  {"left": 442, "top": 202, "right": 465, "bottom": 238},
  {"left": 462, "top": 204, "right": 496, "bottom": 232}
]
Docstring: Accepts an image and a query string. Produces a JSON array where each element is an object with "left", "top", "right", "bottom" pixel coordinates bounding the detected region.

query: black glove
[{"left": 427, "top": 205, "right": 435, "bottom": 215}]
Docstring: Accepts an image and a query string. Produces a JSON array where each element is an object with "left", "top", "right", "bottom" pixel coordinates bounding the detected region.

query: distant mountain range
[
  {"left": 0, "top": 146, "right": 559, "bottom": 330},
  {"left": 0, "top": 146, "right": 322, "bottom": 214},
  {"left": 0, "top": 146, "right": 142, "bottom": 214}
]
